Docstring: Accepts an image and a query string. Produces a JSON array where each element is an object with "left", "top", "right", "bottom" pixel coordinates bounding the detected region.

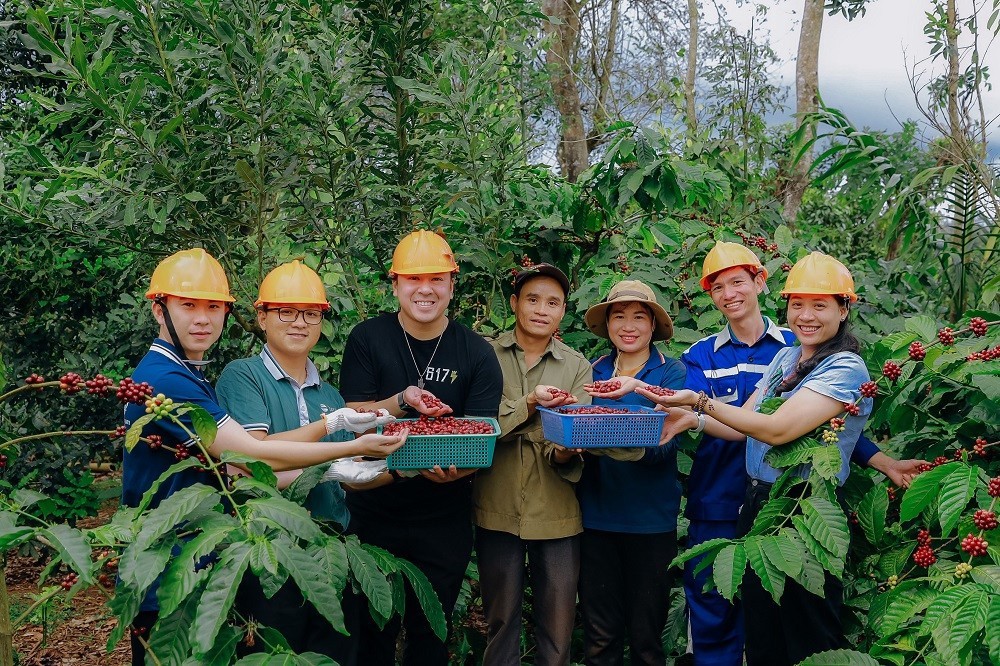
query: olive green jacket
[{"left": 472, "top": 331, "right": 592, "bottom": 539}]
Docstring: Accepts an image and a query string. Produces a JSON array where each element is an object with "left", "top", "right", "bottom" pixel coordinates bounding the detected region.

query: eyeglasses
[{"left": 263, "top": 307, "right": 324, "bottom": 325}]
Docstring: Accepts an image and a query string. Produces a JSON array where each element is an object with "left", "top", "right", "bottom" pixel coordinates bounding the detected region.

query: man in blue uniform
[
  {"left": 681, "top": 241, "right": 925, "bottom": 666},
  {"left": 122, "top": 249, "right": 404, "bottom": 666}
]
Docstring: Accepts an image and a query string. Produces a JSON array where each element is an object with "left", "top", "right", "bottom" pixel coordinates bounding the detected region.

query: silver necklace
[{"left": 401, "top": 324, "right": 445, "bottom": 389}]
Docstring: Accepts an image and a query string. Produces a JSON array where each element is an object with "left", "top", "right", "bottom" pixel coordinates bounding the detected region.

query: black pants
[
  {"left": 578, "top": 529, "right": 677, "bottom": 666},
  {"left": 476, "top": 528, "right": 580, "bottom": 666},
  {"left": 737, "top": 479, "right": 847, "bottom": 666},
  {"left": 351, "top": 514, "right": 474, "bottom": 666},
  {"left": 235, "top": 575, "right": 359, "bottom": 664}
]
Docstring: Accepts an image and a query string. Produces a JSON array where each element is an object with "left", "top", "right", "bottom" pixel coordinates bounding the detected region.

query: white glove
[
  {"left": 324, "top": 408, "right": 395, "bottom": 434},
  {"left": 322, "top": 458, "right": 388, "bottom": 483}
]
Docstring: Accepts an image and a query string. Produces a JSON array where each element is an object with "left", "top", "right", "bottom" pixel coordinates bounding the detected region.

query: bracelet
[
  {"left": 693, "top": 412, "right": 706, "bottom": 433},
  {"left": 694, "top": 390, "right": 714, "bottom": 414}
]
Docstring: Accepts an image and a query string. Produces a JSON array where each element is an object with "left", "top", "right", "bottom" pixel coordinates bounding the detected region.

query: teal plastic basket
[
  {"left": 382, "top": 417, "right": 500, "bottom": 470},
  {"left": 537, "top": 405, "right": 666, "bottom": 448}
]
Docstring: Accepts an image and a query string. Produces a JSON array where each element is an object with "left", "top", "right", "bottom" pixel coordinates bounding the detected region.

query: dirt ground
[{"left": 7, "top": 501, "right": 130, "bottom": 666}]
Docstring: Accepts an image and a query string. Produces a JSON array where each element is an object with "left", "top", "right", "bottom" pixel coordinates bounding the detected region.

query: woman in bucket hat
[{"left": 577, "top": 280, "right": 687, "bottom": 665}]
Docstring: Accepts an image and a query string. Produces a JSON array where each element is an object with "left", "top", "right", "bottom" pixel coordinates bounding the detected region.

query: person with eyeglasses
[{"left": 215, "top": 259, "right": 395, "bottom": 664}]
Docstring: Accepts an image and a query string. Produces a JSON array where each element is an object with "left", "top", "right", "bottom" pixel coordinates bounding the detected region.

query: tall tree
[
  {"left": 543, "top": 0, "right": 589, "bottom": 182},
  {"left": 685, "top": 0, "right": 699, "bottom": 132}
]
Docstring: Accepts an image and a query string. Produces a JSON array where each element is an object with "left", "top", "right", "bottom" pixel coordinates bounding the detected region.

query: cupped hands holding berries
[
  {"left": 532, "top": 385, "right": 578, "bottom": 410},
  {"left": 400, "top": 386, "right": 453, "bottom": 416}
]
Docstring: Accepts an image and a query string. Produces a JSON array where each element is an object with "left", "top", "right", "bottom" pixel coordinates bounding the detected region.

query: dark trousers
[
  {"left": 352, "top": 515, "right": 474, "bottom": 666},
  {"left": 235, "top": 575, "right": 359, "bottom": 664},
  {"left": 684, "top": 520, "right": 744, "bottom": 666},
  {"left": 476, "top": 527, "right": 580, "bottom": 666},
  {"left": 737, "top": 479, "right": 847, "bottom": 666},
  {"left": 578, "top": 529, "right": 676, "bottom": 666},
  {"left": 130, "top": 610, "right": 158, "bottom": 666}
]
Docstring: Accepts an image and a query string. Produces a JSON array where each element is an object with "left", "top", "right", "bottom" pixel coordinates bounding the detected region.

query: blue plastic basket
[
  {"left": 382, "top": 418, "right": 500, "bottom": 470},
  {"left": 537, "top": 405, "right": 666, "bottom": 448}
]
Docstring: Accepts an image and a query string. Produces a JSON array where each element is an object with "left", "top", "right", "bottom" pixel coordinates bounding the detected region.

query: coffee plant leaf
[
  {"left": 221, "top": 451, "right": 278, "bottom": 488},
  {"left": 231, "top": 476, "right": 282, "bottom": 499},
  {"left": 797, "top": 649, "right": 880, "bottom": 665},
  {"left": 812, "top": 445, "right": 843, "bottom": 481},
  {"left": 125, "top": 413, "right": 157, "bottom": 452},
  {"left": 0, "top": 511, "right": 33, "bottom": 550},
  {"left": 987, "top": 596, "right": 1000, "bottom": 665},
  {"left": 119, "top": 535, "right": 175, "bottom": 593},
  {"left": 148, "top": 585, "right": 200, "bottom": 666},
  {"left": 747, "top": 497, "right": 797, "bottom": 537},
  {"left": 745, "top": 536, "right": 785, "bottom": 602},
  {"left": 11, "top": 488, "right": 46, "bottom": 510},
  {"left": 308, "top": 538, "right": 349, "bottom": 595},
  {"left": 135, "top": 484, "right": 220, "bottom": 551},
  {"left": 970, "top": 565, "right": 1000, "bottom": 592},
  {"left": 135, "top": 458, "right": 203, "bottom": 513},
  {"left": 360, "top": 542, "right": 402, "bottom": 575},
  {"left": 802, "top": 496, "right": 850, "bottom": 563},
  {"left": 875, "top": 583, "right": 938, "bottom": 637},
  {"left": 763, "top": 532, "right": 804, "bottom": 579},
  {"left": 877, "top": 545, "right": 915, "bottom": 579},
  {"left": 669, "top": 537, "right": 728, "bottom": 567},
  {"left": 713, "top": 543, "right": 747, "bottom": 602},
  {"left": 192, "top": 541, "right": 251, "bottom": 655},
  {"left": 40, "top": 523, "right": 94, "bottom": 583},
  {"left": 185, "top": 624, "right": 239, "bottom": 666},
  {"left": 792, "top": 538, "right": 828, "bottom": 598},
  {"left": 918, "top": 584, "right": 979, "bottom": 638},
  {"left": 857, "top": 483, "right": 889, "bottom": 546},
  {"left": 905, "top": 315, "right": 939, "bottom": 342},
  {"left": 273, "top": 537, "right": 347, "bottom": 634},
  {"left": 249, "top": 539, "right": 279, "bottom": 577},
  {"left": 937, "top": 464, "right": 977, "bottom": 536},
  {"left": 791, "top": 514, "right": 840, "bottom": 576},
  {"left": 397, "top": 557, "right": 447, "bottom": 641},
  {"left": 245, "top": 496, "right": 322, "bottom": 542},
  {"left": 345, "top": 535, "right": 393, "bottom": 625},
  {"left": 258, "top": 565, "right": 289, "bottom": 600},
  {"left": 106, "top": 582, "right": 142, "bottom": 651},
  {"left": 283, "top": 464, "right": 326, "bottom": 505},
  {"left": 931, "top": 588, "right": 989, "bottom": 663},
  {"left": 899, "top": 462, "right": 959, "bottom": 523},
  {"left": 766, "top": 437, "right": 822, "bottom": 468},
  {"left": 158, "top": 517, "right": 232, "bottom": 617}
]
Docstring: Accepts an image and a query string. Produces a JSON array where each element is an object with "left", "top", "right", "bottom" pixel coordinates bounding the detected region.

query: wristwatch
[{"left": 396, "top": 391, "right": 407, "bottom": 411}]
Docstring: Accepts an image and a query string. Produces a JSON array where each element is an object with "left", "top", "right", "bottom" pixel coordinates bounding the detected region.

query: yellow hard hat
[
  {"left": 780, "top": 251, "right": 858, "bottom": 302},
  {"left": 146, "top": 248, "right": 235, "bottom": 302},
  {"left": 389, "top": 230, "right": 459, "bottom": 276},
  {"left": 255, "top": 260, "right": 330, "bottom": 311},
  {"left": 700, "top": 241, "right": 767, "bottom": 291}
]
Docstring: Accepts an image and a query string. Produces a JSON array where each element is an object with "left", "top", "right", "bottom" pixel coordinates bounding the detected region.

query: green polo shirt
[{"left": 216, "top": 345, "right": 351, "bottom": 529}]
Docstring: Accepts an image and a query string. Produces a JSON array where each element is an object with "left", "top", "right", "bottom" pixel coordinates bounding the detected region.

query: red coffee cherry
[
  {"left": 59, "top": 372, "right": 83, "bottom": 394},
  {"left": 85, "top": 374, "right": 116, "bottom": 396},
  {"left": 588, "top": 380, "right": 622, "bottom": 394},
  {"left": 913, "top": 545, "right": 937, "bottom": 567},
  {"left": 556, "top": 406, "right": 631, "bottom": 415},
  {"left": 988, "top": 477, "right": 1000, "bottom": 498},
  {"left": 937, "top": 327, "right": 956, "bottom": 346},
  {"left": 969, "top": 317, "right": 988, "bottom": 337},
  {"left": 859, "top": 381, "right": 879, "bottom": 398},
  {"left": 882, "top": 362, "right": 902, "bottom": 383},
  {"left": 383, "top": 415, "right": 494, "bottom": 436},
  {"left": 547, "top": 388, "right": 574, "bottom": 400},
  {"left": 643, "top": 385, "right": 676, "bottom": 397},
  {"left": 24, "top": 373, "right": 45, "bottom": 385},
  {"left": 908, "top": 341, "right": 926, "bottom": 361},
  {"left": 420, "top": 394, "right": 445, "bottom": 409},
  {"left": 917, "top": 528, "right": 931, "bottom": 546},
  {"left": 972, "top": 510, "right": 998, "bottom": 531},
  {"left": 110, "top": 425, "right": 127, "bottom": 439},
  {"left": 145, "top": 434, "right": 163, "bottom": 450},
  {"left": 116, "top": 378, "right": 154, "bottom": 404},
  {"left": 843, "top": 402, "right": 861, "bottom": 416},
  {"left": 960, "top": 533, "right": 989, "bottom": 557},
  {"left": 932, "top": 456, "right": 948, "bottom": 467}
]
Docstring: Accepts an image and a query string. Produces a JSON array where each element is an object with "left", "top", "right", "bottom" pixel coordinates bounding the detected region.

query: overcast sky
[{"left": 729, "top": 0, "right": 999, "bottom": 158}]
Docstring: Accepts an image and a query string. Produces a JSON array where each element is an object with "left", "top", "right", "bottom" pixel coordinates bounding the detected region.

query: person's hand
[
  {"left": 352, "top": 431, "right": 408, "bottom": 458},
  {"left": 659, "top": 406, "right": 698, "bottom": 444},
  {"left": 418, "top": 465, "right": 476, "bottom": 483},
  {"left": 325, "top": 407, "right": 395, "bottom": 434},
  {"left": 636, "top": 386, "right": 697, "bottom": 408},
  {"left": 583, "top": 376, "right": 640, "bottom": 399},
  {"left": 869, "top": 453, "right": 929, "bottom": 489},
  {"left": 323, "top": 458, "right": 388, "bottom": 483},
  {"left": 551, "top": 444, "right": 583, "bottom": 464},
  {"left": 533, "top": 385, "right": 578, "bottom": 409},
  {"left": 402, "top": 386, "right": 453, "bottom": 416}
]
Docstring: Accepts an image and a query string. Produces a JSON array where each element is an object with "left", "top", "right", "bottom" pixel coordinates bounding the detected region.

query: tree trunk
[
  {"left": 945, "top": 0, "right": 962, "bottom": 151},
  {"left": 0, "top": 566, "right": 13, "bottom": 666},
  {"left": 588, "top": 0, "right": 621, "bottom": 153},
  {"left": 685, "top": 0, "right": 698, "bottom": 133},
  {"left": 542, "top": 0, "right": 589, "bottom": 182},
  {"left": 782, "top": 0, "right": 824, "bottom": 225}
]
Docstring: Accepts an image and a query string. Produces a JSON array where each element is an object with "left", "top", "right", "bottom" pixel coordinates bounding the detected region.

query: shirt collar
[
  {"left": 497, "top": 330, "right": 565, "bottom": 361},
  {"left": 259, "top": 345, "right": 321, "bottom": 388},
  {"left": 149, "top": 338, "right": 210, "bottom": 373},
  {"left": 713, "top": 317, "right": 786, "bottom": 352}
]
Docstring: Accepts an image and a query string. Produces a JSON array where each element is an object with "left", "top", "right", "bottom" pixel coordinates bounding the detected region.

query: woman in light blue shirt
[{"left": 632, "top": 251, "right": 871, "bottom": 666}]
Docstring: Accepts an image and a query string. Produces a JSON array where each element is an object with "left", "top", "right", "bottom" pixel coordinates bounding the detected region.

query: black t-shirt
[{"left": 340, "top": 312, "right": 503, "bottom": 522}]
